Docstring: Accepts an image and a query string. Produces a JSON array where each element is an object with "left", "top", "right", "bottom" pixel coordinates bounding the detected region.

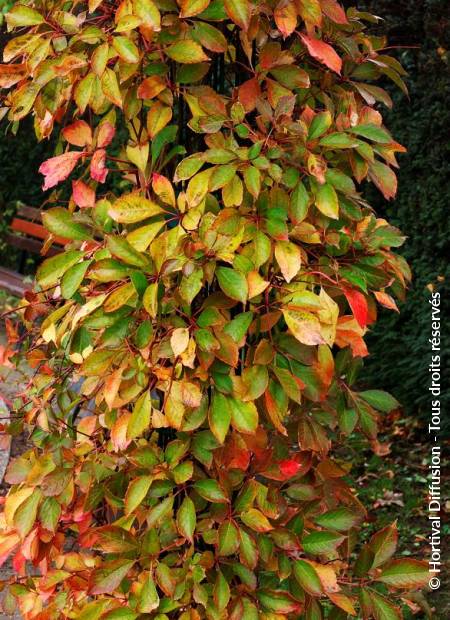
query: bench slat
[
  {"left": 0, "top": 266, "right": 30, "bottom": 297},
  {"left": 16, "top": 205, "right": 42, "bottom": 221},
  {"left": 4, "top": 232, "right": 59, "bottom": 256}
]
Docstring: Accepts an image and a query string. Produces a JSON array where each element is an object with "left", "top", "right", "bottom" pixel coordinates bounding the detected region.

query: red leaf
[
  {"left": 238, "top": 77, "right": 261, "bottom": 112},
  {"left": 39, "top": 151, "right": 83, "bottom": 190},
  {"left": 300, "top": 33, "right": 342, "bottom": 74},
  {"left": 344, "top": 289, "right": 368, "bottom": 328},
  {"left": 279, "top": 459, "right": 301, "bottom": 479},
  {"left": 72, "top": 180, "right": 95, "bottom": 209},
  {"left": 90, "top": 148, "right": 108, "bottom": 183},
  {"left": 320, "top": 0, "right": 349, "bottom": 24},
  {"left": 97, "top": 121, "right": 115, "bottom": 148},
  {"left": 12, "top": 550, "right": 26, "bottom": 576},
  {"left": 62, "top": 120, "right": 92, "bottom": 147}
]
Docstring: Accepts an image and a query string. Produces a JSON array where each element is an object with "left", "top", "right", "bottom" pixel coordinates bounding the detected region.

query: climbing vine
[{"left": 0, "top": 1, "right": 428, "bottom": 619}]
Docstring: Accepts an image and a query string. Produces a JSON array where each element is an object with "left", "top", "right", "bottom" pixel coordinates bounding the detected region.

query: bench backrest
[{"left": 6, "top": 205, "right": 66, "bottom": 257}]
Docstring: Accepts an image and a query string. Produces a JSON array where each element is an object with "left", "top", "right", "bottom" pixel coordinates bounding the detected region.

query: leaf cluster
[{"left": 0, "top": 1, "right": 427, "bottom": 619}]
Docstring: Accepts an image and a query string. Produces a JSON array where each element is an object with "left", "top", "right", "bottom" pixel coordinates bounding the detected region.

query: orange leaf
[
  {"left": 97, "top": 121, "right": 115, "bottom": 148},
  {"left": 300, "top": 33, "right": 342, "bottom": 74},
  {"left": 72, "top": 180, "right": 95, "bottom": 209},
  {"left": 274, "top": 1, "right": 298, "bottom": 37},
  {"left": 0, "top": 63, "right": 27, "bottom": 88},
  {"left": 62, "top": 120, "right": 92, "bottom": 147},
  {"left": 344, "top": 288, "right": 368, "bottom": 328},
  {"left": 374, "top": 291, "right": 399, "bottom": 312},
  {"left": 238, "top": 77, "right": 261, "bottom": 112},
  {"left": 137, "top": 75, "right": 166, "bottom": 99}
]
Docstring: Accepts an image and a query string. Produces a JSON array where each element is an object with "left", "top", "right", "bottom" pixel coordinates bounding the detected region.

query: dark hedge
[{"left": 350, "top": 0, "right": 450, "bottom": 424}]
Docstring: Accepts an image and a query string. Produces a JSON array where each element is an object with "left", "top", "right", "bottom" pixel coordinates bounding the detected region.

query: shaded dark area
[
  {"left": 0, "top": 118, "right": 55, "bottom": 273},
  {"left": 350, "top": 0, "right": 450, "bottom": 425}
]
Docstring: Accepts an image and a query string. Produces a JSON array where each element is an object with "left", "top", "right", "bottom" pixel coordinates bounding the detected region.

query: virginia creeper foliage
[{"left": 0, "top": 0, "right": 429, "bottom": 619}]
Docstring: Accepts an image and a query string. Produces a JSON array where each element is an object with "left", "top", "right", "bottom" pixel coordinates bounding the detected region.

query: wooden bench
[{"left": 0, "top": 205, "right": 64, "bottom": 297}]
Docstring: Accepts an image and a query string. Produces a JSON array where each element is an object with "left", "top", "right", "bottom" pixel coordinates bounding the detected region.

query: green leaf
[
  {"left": 14, "top": 488, "right": 42, "bottom": 538},
  {"left": 166, "top": 40, "right": 209, "bottom": 64},
  {"left": 127, "top": 390, "right": 151, "bottom": 439},
  {"left": 224, "top": 0, "right": 251, "bottom": 30},
  {"left": 214, "top": 570, "right": 230, "bottom": 612},
  {"left": 42, "top": 208, "right": 90, "bottom": 240},
  {"left": 376, "top": 559, "right": 429, "bottom": 589},
  {"left": 95, "top": 526, "right": 138, "bottom": 553},
  {"left": 369, "top": 523, "right": 398, "bottom": 568},
  {"left": 216, "top": 267, "right": 248, "bottom": 303},
  {"left": 107, "top": 236, "right": 150, "bottom": 268},
  {"left": 192, "top": 22, "right": 228, "bottom": 53},
  {"left": 80, "top": 350, "right": 115, "bottom": 376},
  {"left": 90, "top": 559, "right": 134, "bottom": 595},
  {"left": 109, "top": 193, "right": 163, "bottom": 223},
  {"left": 369, "top": 590, "right": 402, "bottom": 620},
  {"left": 289, "top": 181, "right": 309, "bottom": 224},
  {"left": 61, "top": 261, "right": 91, "bottom": 299},
  {"left": 6, "top": 5, "right": 44, "bottom": 27},
  {"left": 38, "top": 497, "right": 61, "bottom": 533},
  {"left": 137, "top": 573, "right": 159, "bottom": 613},
  {"left": 37, "top": 251, "right": 84, "bottom": 288},
  {"left": 146, "top": 496, "right": 174, "bottom": 528},
  {"left": 176, "top": 496, "right": 196, "bottom": 542},
  {"left": 308, "top": 111, "right": 332, "bottom": 139},
  {"left": 241, "top": 508, "right": 273, "bottom": 532},
  {"left": 193, "top": 479, "right": 228, "bottom": 503},
  {"left": 368, "top": 160, "right": 398, "bottom": 200},
  {"left": 315, "top": 182, "right": 339, "bottom": 219},
  {"left": 293, "top": 560, "right": 323, "bottom": 596},
  {"left": 258, "top": 590, "right": 301, "bottom": 614},
  {"left": 151, "top": 125, "right": 178, "bottom": 163},
  {"left": 228, "top": 397, "right": 258, "bottom": 434},
  {"left": 243, "top": 166, "right": 261, "bottom": 198},
  {"left": 354, "top": 545, "right": 375, "bottom": 577},
  {"left": 223, "top": 311, "right": 253, "bottom": 342},
  {"left": 125, "top": 476, "right": 152, "bottom": 514},
  {"left": 218, "top": 521, "right": 240, "bottom": 556},
  {"left": 359, "top": 390, "right": 399, "bottom": 412},
  {"left": 242, "top": 365, "right": 269, "bottom": 401},
  {"left": 350, "top": 123, "right": 392, "bottom": 143},
  {"left": 112, "top": 36, "right": 140, "bottom": 64},
  {"left": 314, "top": 507, "right": 361, "bottom": 531},
  {"left": 302, "top": 531, "right": 345, "bottom": 555},
  {"left": 102, "top": 68, "right": 122, "bottom": 108},
  {"left": 174, "top": 153, "right": 204, "bottom": 181},
  {"left": 209, "top": 391, "right": 231, "bottom": 444},
  {"left": 319, "top": 132, "right": 358, "bottom": 148}
]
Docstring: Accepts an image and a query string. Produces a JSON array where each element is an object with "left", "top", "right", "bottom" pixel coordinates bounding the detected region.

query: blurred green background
[{"left": 0, "top": 0, "right": 449, "bottom": 424}]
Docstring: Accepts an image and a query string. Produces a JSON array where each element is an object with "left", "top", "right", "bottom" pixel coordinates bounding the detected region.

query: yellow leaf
[
  {"left": 171, "top": 327, "right": 190, "bottom": 357},
  {"left": 282, "top": 308, "right": 325, "bottom": 346},
  {"left": 275, "top": 241, "right": 301, "bottom": 283}
]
